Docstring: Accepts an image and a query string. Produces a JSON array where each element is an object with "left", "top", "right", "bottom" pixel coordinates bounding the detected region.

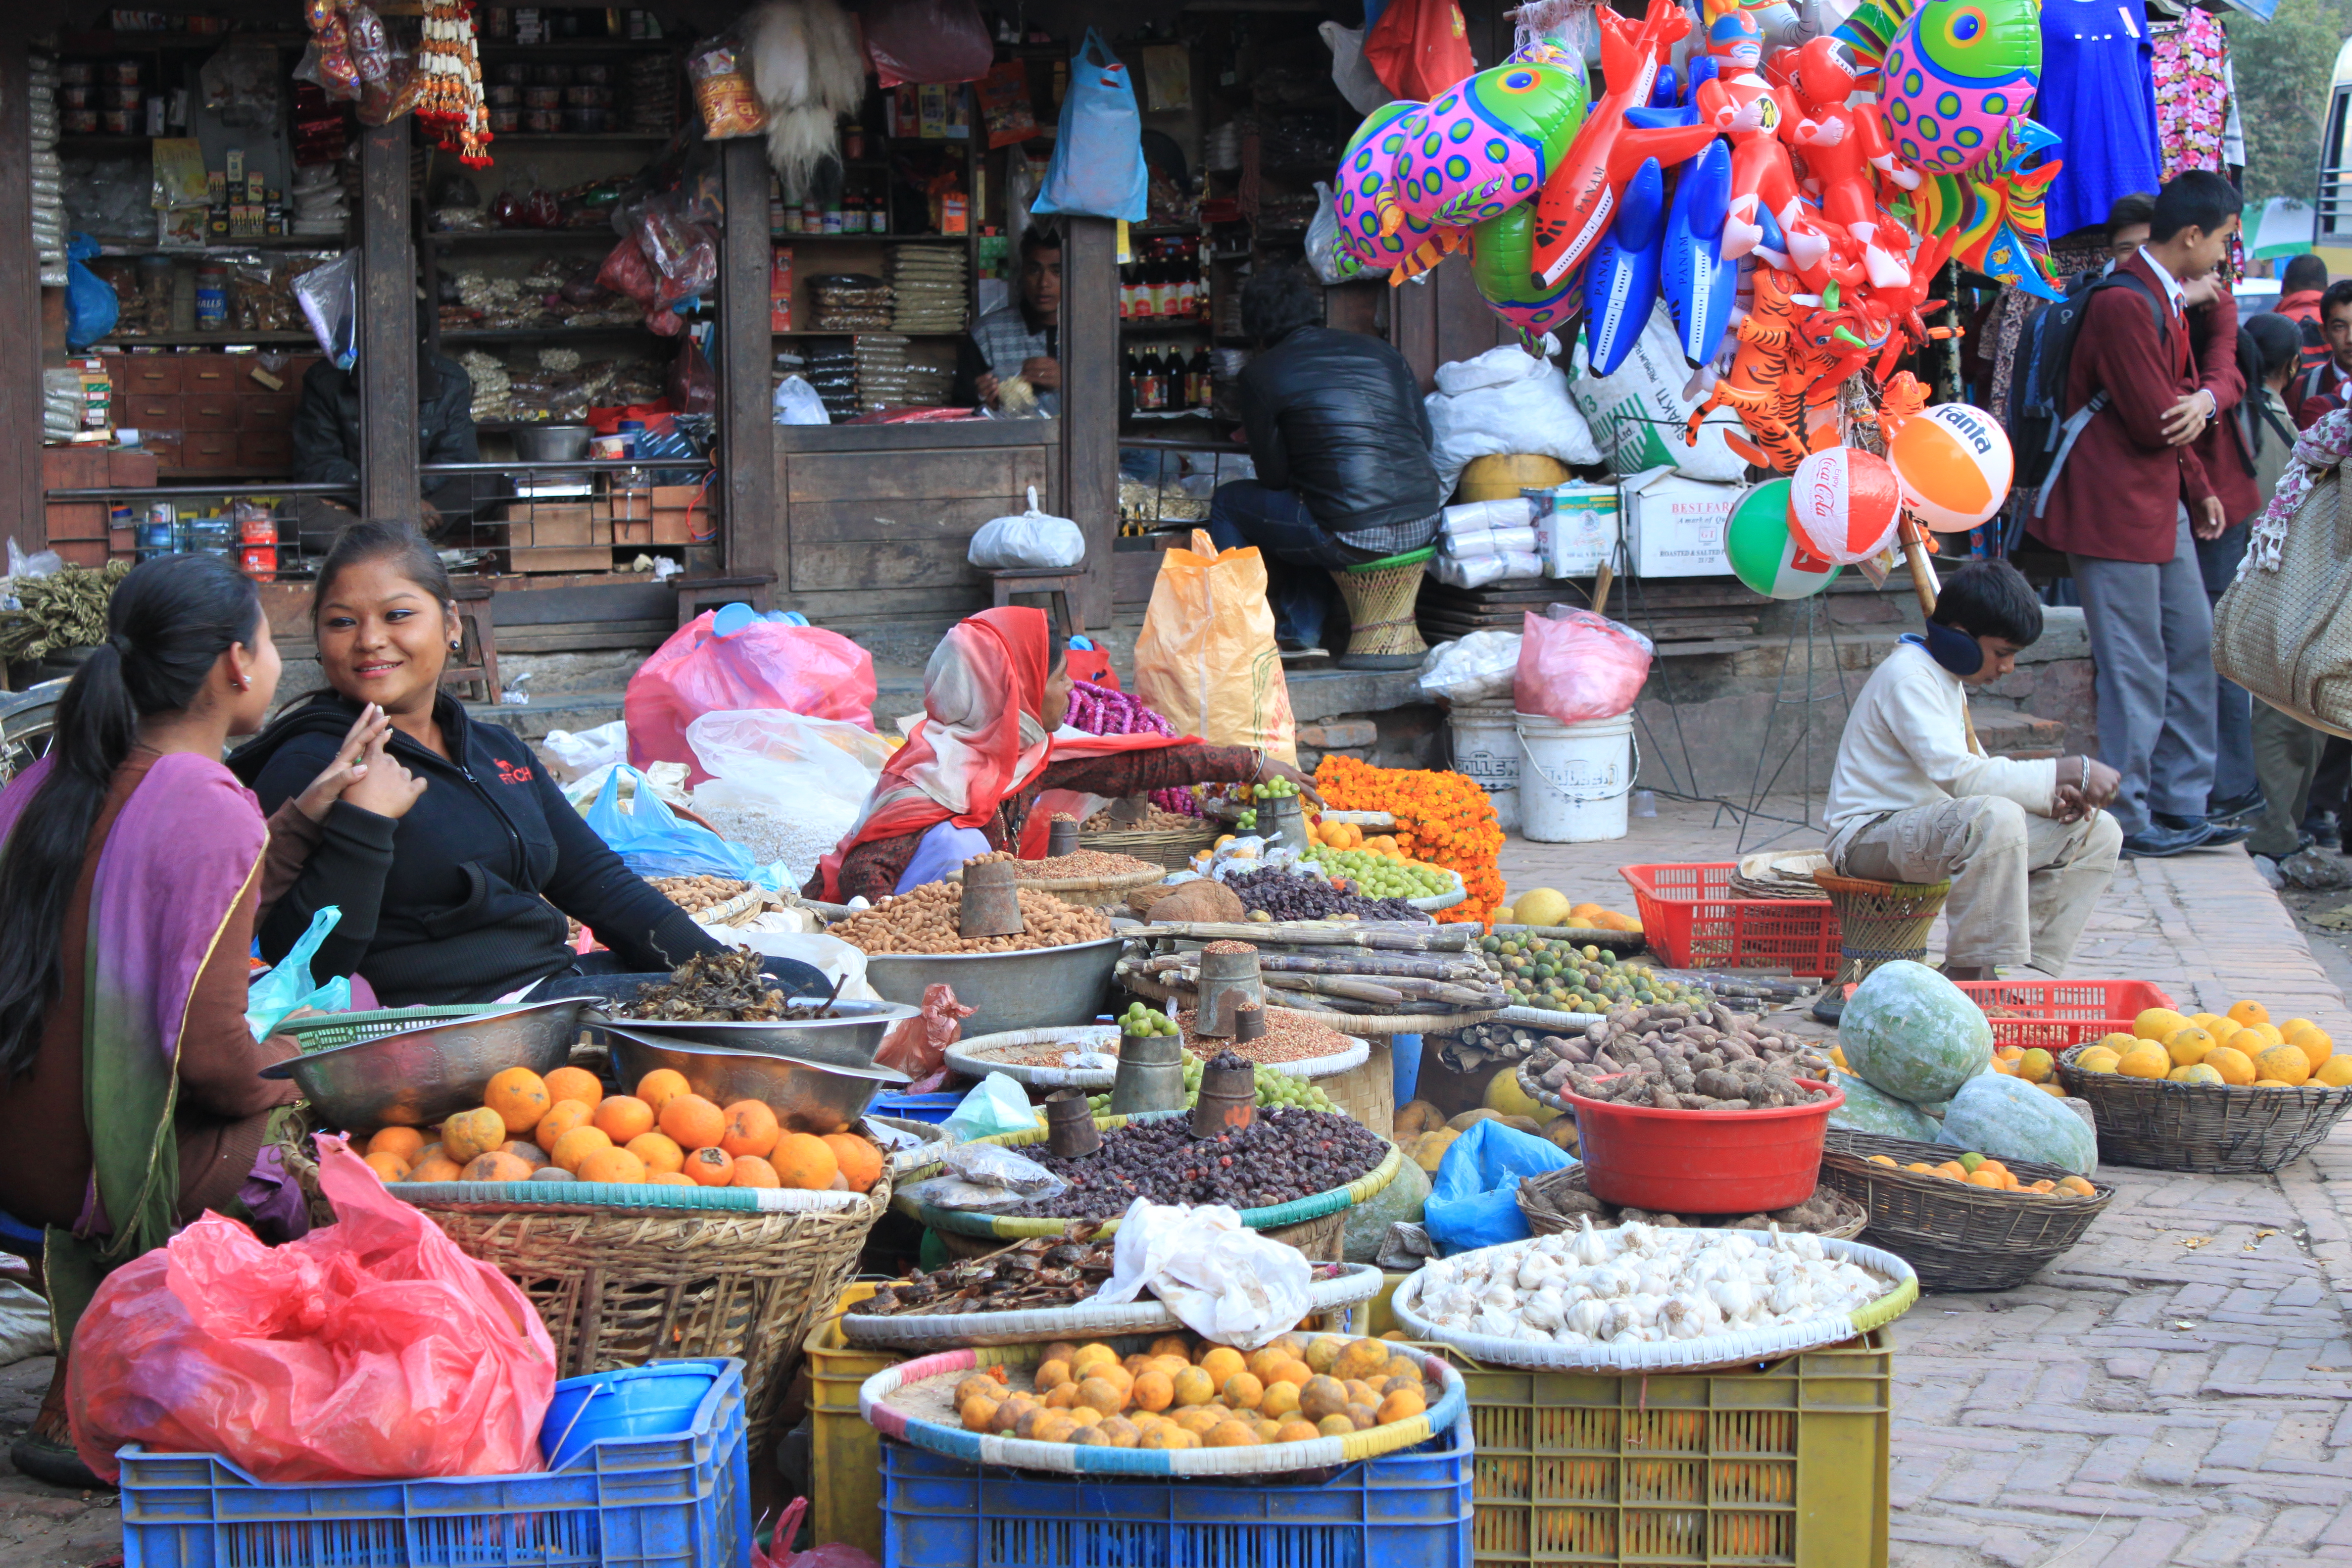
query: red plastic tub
[{"left": 1565, "top": 1075, "right": 1844, "bottom": 1213}]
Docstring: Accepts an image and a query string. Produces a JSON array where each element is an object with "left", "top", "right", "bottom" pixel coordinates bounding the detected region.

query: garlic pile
[{"left": 1411, "top": 1218, "right": 1889, "bottom": 1348}]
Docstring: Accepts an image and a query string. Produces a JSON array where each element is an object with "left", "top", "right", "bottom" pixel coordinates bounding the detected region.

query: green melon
[
  {"left": 1838, "top": 961, "right": 1994, "bottom": 1106},
  {"left": 1825, "top": 1070, "right": 1941, "bottom": 1142},
  {"left": 1935, "top": 1072, "right": 2098, "bottom": 1174}
]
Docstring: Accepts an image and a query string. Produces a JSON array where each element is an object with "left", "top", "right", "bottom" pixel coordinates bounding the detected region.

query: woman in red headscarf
[{"left": 812, "top": 607, "right": 1312, "bottom": 903}]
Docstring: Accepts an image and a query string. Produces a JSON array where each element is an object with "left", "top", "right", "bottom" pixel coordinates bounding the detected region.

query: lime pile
[
  {"left": 1086, "top": 1054, "right": 1338, "bottom": 1116},
  {"left": 1300, "top": 846, "right": 1453, "bottom": 900},
  {"left": 1118, "top": 1002, "right": 1181, "bottom": 1038},
  {"left": 1477, "top": 932, "right": 1706, "bottom": 1012}
]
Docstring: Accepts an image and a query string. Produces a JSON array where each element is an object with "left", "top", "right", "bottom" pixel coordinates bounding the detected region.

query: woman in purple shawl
[{"left": 0, "top": 554, "right": 418, "bottom": 1489}]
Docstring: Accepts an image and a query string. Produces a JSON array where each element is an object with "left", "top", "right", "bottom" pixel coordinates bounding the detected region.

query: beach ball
[
  {"left": 1888, "top": 402, "right": 2014, "bottom": 531},
  {"left": 1789, "top": 447, "right": 1904, "bottom": 566},
  {"left": 1726, "top": 478, "right": 1843, "bottom": 599}
]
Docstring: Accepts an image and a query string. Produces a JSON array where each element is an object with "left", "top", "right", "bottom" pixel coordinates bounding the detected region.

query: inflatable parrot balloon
[{"left": 1383, "top": 59, "right": 1592, "bottom": 232}]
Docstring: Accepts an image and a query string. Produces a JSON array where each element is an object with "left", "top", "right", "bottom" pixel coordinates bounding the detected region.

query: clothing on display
[
  {"left": 2152, "top": 11, "right": 2230, "bottom": 182},
  {"left": 2036, "top": 0, "right": 2164, "bottom": 242}
]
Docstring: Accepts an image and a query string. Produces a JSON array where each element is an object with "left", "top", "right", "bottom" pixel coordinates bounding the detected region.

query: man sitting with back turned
[{"left": 1826, "top": 560, "right": 2123, "bottom": 981}]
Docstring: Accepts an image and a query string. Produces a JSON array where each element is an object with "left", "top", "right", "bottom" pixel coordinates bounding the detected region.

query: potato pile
[
  {"left": 827, "top": 880, "right": 1114, "bottom": 954},
  {"left": 950, "top": 1332, "right": 1428, "bottom": 1450}
]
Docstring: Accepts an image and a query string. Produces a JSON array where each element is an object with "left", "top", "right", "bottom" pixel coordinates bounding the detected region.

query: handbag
[{"left": 2213, "top": 463, "right": 2352, "bottom": 739}]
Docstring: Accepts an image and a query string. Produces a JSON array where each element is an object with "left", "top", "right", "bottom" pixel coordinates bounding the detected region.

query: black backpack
[{"left": 2008, "top": 269, "right": 2163, "bottom": 515}]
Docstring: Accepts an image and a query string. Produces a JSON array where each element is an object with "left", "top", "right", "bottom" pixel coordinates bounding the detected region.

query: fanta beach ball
[{"left": 1889, "top": 402, "right": 2014, "bottom": 531}]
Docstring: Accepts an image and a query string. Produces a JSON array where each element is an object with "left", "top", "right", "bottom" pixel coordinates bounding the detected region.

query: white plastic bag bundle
[
  {"left": 968, "top": 485, "right": 1085, "bottom": 570},
  {"left": 773, "top": 374, "right": 829, "bottom": 425},
  {"left": 1094, "top": 1198, "right": 1313, "bottom": 1349},
  {"left": 901, "top": 1137, "right": 1065, "bottom": 1211},
  {"left": 1430, "top": 550, "right": 1542, "bottom": 588},
  {"left": 1565, "top": 302, "right": 1746, "bottom": 482},
  {"left": 1318, "top": 20, "right": 1393, "bottom": 114},
  {"left": 1425, "top": 345, "right": 1602, "bottom": 495},
  {"left": 540, "top": 719, "right": 629, "bottom": 782},
  {"left": 686, "top": 708, "right": 895, "bottom": 886},
  {"left": 1443, "top": 524, "right": 1539, "bottom": 556},
  {"left": 1418, "top": 630, "right": 1523, "bottom": 703},
  {"left": 1441, "top": 498, "right": 1536, "bottom": 542}
]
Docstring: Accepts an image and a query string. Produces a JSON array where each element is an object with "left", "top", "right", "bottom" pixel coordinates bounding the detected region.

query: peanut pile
[
  {"left": 828, "top": 881, "right": 1115, "bottom": 955},
  {"left": 964, "top": 848, "right": 1161, "bottom": 881},
  {"left": 647, "top": 875, "right": 754, "bottom": 914}
]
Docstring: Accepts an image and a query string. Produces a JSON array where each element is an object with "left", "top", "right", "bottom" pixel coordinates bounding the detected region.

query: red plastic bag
[
  {"left": 668, "top": 335, "right": 716, "bottom": 415},
  {"left": 627, "top": 613, "right": 879, "bottom": 781},
  {"left": 1363, "top": 0, "right": 1476, "bottom": 101},
  {"left": 67, "top": 1136, "right": 555, "bottom": 1484},
  {"left": 1513, "top": 609, "right": 1652, "bottom": 726},
  {"left": 876, "top": 982, "right": 976, "bottom": 1080},
  {"left": 756, "top": 1498, "right": 882, "bottom": 1568},
  {"left": 862, "top": 0, "right": 994, "bottom": 87}
]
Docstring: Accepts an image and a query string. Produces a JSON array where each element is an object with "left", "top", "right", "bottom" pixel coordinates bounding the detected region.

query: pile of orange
[
  {"left": 953, "top": 1331, "right": 1428, "bottom": 1451},
  {"left": 1312, "top": 756, "right": 1506, "bottom": 926},
  {"left": 357, "top": 1064, "right": 884, "bottom": 1194},
  {"left": 1865, "top": 1150, "right": 2098, "bottom": 1197},
  {"left": 2075, "top": 1001, "right": 2347, "bottom": 1089}
]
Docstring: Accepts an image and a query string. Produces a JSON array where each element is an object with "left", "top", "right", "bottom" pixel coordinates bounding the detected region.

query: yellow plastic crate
[
  {"left": 1439, "top": 1330, "right": 1891, "bottom": 1568},
  {"left": 804, "top": 1283, "right": 901, "bottom": 1558}
]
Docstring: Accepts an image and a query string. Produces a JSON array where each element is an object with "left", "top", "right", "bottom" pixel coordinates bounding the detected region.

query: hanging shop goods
[{"left": 414, "top": 0, "right": 491, "bottom": 166}]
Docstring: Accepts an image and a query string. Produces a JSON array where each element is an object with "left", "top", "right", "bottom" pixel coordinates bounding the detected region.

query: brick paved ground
[{"left": 1505, "top": 795, "right": 2352, "bottom": 1568}]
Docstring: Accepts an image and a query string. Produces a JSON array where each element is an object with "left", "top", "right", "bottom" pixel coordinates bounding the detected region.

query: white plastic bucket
[
  {"left": 1514, "top": 710, "right": 1638, "bottom": 842},
  {"left": 1447, "top": 699, "right": 1522, "bottom": 831}
]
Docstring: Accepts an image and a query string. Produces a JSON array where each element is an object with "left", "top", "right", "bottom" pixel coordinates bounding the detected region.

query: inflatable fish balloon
[
  {"left": 1470, "top": 202, "right": 1584, "bottom": 344},
  {"left": 1841, "top": 0, "right": 2041, "bottom": 178},
  {"left": 1332, "top": 101, "right": 1473, "bottom": 278},
  {"left": 1385, "top": 60, "right": 1592, "bottom": 232},
  {"left": 1662, "top": 140, "right": 1736, "bottom": 366},
  {"left": 1583, "top": 158, "right": 1667, "bottom": 376}
]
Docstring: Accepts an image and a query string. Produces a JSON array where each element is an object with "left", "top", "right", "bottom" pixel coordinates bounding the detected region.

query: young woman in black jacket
[{"left": 231, "top": 522, "right": 790, "bottom": 1005}]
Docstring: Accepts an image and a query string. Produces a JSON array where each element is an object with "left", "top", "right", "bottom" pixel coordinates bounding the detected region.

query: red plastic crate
[
  {"left": 1617, "top": 862, "right": 1843, "bottom": 978},
  {"left": 1838, "top": 978, "right": 2175, "bottom": 1050}
]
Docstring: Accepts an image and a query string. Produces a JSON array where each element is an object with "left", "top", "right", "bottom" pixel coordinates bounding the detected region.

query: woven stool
[
  {"left": 1327, "top": 546, "right": 1435, "bottom": 671},
  {"left": 1808, "top": 869, "right": 1952, "bottom": 1024}
]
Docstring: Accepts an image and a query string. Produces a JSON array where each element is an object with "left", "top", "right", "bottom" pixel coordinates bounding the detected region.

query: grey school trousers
[{"left": 2068, "top": 511, "right": 2218, "bottom": 836}]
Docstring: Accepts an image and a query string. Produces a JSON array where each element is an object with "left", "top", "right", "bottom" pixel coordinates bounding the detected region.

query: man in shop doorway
[
  {"left": 289, "top": 344, "right": 487, "bottom": 546},
  {"left": 1207, "top": 265, "right": 1441, "bottom": 657},
  {"left": 958, "top": 227, "right": 1062, "bottom": 417},
  {"left": 1825, "top": 560, "right": 2123, "bottom": 983}
]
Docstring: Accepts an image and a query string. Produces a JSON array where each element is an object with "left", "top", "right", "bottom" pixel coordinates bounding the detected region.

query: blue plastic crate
[
  {"left": 872, "top": 1091, "right": 967, "bottom": 1125},
  {"left": 880, "top": 1413, "right": 1473, "bottom": 1568},
  {"left": 118, "top": 1359, "right": 752, "bottom": 1568}
]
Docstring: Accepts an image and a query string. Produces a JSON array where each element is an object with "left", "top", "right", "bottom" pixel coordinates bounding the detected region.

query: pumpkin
[
  {"left": 1839, "top": 961, "right": 1994, "bottom": 1106},
  {"left": 1934, "top": 1071, "right": 2098, "bottom": 1175},
  {"left": 1824, "top": 1070, "right": 1942, "bottom": 1142}
]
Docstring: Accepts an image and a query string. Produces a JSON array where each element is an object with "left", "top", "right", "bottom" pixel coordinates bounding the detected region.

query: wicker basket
[
  {"left": 1815, "top": 1128, "right": 2115, "bottom": 1292},
  {"left": 278, "top": 1132, "right": 882, "bottom": 1449},
  {"left": 1079, "top": 823, "right": 1220, "bottom": 870},
  {"left": 1328, "top": 547, "right": 1435, "bottom": 668},
  {"left": 946, "top": 861, "right": 1166, "bottom": 909},
  {"left": 2053, "top": 1043, "right": 2352, "bottom": 1173},
  {"left": 1515, "top": 1162, "right": 1868, "bottom": 1239},
  {"left": 1810, "top": 871, "right": 1951, "bottom": 991}
]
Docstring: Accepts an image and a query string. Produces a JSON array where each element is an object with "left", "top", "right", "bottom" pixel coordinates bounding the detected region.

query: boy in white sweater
[{"left": 1826, "top": 560, "right": 2124, "bottom": 980}]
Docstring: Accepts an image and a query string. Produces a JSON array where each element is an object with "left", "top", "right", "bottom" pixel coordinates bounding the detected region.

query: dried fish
[{"left": 615, "top": 949, "right": 842, "bottom": 1022}]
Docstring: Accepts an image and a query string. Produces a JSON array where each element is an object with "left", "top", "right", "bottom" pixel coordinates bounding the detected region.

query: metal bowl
[
  {"left": 587, "top": 998, "right": 915, "bottom": 1070},
  {"left": 859, "top": 935, "right": 1125, "bottom": 1037},
  {"left": 260, "top": 998, "right": 590, "bottom": 1129},
  {"left": 512, "top": 423, "right": 591, "bottom": 462},
  {"left": 605, "top": 1026, "right": 912, "bottom": 1135}
]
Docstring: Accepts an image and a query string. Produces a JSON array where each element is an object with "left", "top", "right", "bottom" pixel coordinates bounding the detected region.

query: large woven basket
[
  {"left": 1079, "top": 823, "right": 1220, "bottom": 870},
  {"left": 278, "top": 1133, "right": 882, "bottom": 1449},
  {"left": 1815, "top": 1128, "right": 2114, "bottom": 1292},
  {"left": 2053, "top": 1042, "right": 2352, "bottom": 1172},
  {"left": 1515, "top": 1162, "right": 1867, "bottom": 1240},
  {"left": 946, "top": 860, "right": 1166, "bottom": 909}
]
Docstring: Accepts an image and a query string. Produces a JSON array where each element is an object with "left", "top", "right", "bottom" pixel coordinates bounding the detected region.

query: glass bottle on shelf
[
  {"left": 1188, "top": 346, "right": 1213, "bottom": 409},
  {"left": 1125, "top": 348, "right": 1144, "bottom": 409}
]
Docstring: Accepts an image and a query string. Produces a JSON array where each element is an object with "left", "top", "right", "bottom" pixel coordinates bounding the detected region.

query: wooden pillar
[
  {"left": 0, "top": 24, "right": 43, "bottom": 557},
  {"left": 717, "top": 136, "right": 776, "bottom": 574},
  {"left": 1058, "top": 215, "right": 1119, "bottom": 628},
  {"left": 356, "top": 118, "right": 417, "bottom": 518}
]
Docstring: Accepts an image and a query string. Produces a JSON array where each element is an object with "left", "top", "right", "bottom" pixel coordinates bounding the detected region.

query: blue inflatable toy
[
  {"left": 1663, "top": 140, "right": 1736, "bottom": 366},
  {"left": 1582, "top": 157, "right": 1666, "bottom": 375}
]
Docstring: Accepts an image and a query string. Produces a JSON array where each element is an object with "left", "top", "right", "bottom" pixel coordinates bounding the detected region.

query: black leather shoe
[
  {"left": 2200, "top": 819, "right": 2253, "bottom": 847},
  {"left": 2206, "top": 790, "right": 2265, "bottom": 825},
  {"left": 2121, "top": 823, "right": 2212, "bottom": 858}
]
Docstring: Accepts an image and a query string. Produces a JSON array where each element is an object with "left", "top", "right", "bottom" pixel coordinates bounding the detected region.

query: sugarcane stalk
[
  {"left": 1251, "top": 953, "right": 1493, "bottom": 981},
  {"left": 1142, "top": 922, "right": 1473, "bottom": 952},
  {"left": 1259, "top": 972, "right": 1410, "bottom": 1006}
]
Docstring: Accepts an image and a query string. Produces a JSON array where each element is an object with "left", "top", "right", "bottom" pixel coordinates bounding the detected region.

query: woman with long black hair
[{"left": 0, "top": 553, "right": 392, "bottom": 1487}]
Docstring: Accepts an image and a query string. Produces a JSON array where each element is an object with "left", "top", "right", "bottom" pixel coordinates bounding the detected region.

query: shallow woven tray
[
  {"left": 1119, "top": 965, "right": 1496, "bottom": 1037},
  {"left": 1516, "top": 1162, "right": 1867, "bottom": 1240},
  {"left": 1815, "top": 1128, "right": 2116, "bottom": 1292},
  {"left": 861, "top": 1338, "right": 1466, "bottom": 1475},
  {"left": 1391, "top": 1232, "right": 1918, "bottom": 1373},
  {"left": 1079, "top": 828, "right": 1221, "bottom": 872},
  {"left": 2054, "top": 1043, "right": 2352, "bottom": 1173},
  {"left": 836, "top": 1259, "right": 1385, "bottom": 1349}
]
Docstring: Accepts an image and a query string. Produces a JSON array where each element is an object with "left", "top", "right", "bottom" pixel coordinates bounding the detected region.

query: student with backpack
[
  {"left": 2031, "top": 171, "right": 2247, "bottom": 860},
  {"left": 2273, "top": 252, "right": 2330, "bottom": 375},
  {"left": 2288, "top": 279, "right": 2352, "bottom": 428}
]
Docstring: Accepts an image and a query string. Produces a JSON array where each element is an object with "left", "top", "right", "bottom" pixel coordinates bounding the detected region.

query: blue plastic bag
[
  {"left": 584, "top": 765, "right": 784, "bottom": 889},
  {"left": 1422, "top": 1119, "right": 1576, "bottom": 1256},
  {"left": 1030, "top": 31, "right": 1147, "bottom": 224},
  {"left": 246, "top": 906, "right": 351, "bottom": 1041},
  {"left": 65, "top": 236, "right": 119, "bottom": 352}
]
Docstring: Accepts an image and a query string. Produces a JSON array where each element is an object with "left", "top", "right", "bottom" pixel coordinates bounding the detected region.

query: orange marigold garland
[
  {"left": 416, "top": 0, "right": 492, "bottom": 167},
  {"left": 1313, "top": 756, "right": 1506, "bottom": 925}
]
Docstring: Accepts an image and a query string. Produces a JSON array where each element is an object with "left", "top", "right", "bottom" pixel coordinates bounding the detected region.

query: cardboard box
[
  {"left": 1527, "top": 482, "right": 1621, "bottom": 578},
  {"left": 509, "top": 502, "right": 613, "bottom": 572},
  {"left": 1618, "top": 467, "right": 1736, "bottom": 578}
]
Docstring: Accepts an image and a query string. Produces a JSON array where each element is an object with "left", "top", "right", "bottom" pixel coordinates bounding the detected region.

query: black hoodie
[{"left": 230, "top": 691, "right": 719, "bottom": 1005}]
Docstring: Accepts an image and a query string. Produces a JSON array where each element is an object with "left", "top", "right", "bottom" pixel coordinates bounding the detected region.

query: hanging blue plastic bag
[
  {"left": 1422, "top": 1119, "right": 1576, "bottom": 1256},
  {"left": 584, "top": 765, "right": 784, "bottom": 889},
  {"left": 1030, "top": 31, "right": 1147, "bottom": 224},
  {"left": 64, "top": 236, "right": 119, "bottom": 353},
  {"left": 246, "top": 906, "right": 351, "bottom": 1041}
]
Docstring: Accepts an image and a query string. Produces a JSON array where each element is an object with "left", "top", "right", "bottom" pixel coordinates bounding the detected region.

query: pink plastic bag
[
  {"left": 862, "top": 0, "right": 994, "bottom": 87},
  {"left": 876, "top": 982, "right": 976, "bottom": 1081},
  {"left": 1513, "top": 609, "right": 1653, "bottom": 726},
  {"left": 68, "top": 1136, "right": 555, "bottom": 1484},
  {"left": 627, "top": 613, "right": 879, "bottom": 781},
  {"left": 756, "top": 1498, "right": 882, "bottom": 1568}
]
